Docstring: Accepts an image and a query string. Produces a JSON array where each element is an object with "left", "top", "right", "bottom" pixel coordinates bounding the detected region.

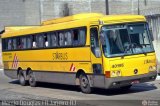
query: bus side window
[
  {"left": 79, "top": 28, "right": 86, "bottom": 46},
  {"left": 44, "top": 33, "right": 51, "bottom": 47},
  {"left": 72, "top": 29, "right": 79, "bottom": 46},
  {"left": 51, "top": 32, "right": 58, "bottom": 47},
  {"left": 12, "top": 38, "right": 17, "bottom": 50},
  {"left": 17, "top": 38, "right": 20, "bottom": 49},
  {"left": 37, "top": 34, "right": 44, "bottom": 48},
  {"left": 27, "top": 36, "right": 32, "bottom": 49},
  {"left": 2, "top": 39, "right": 8, "bottom": 51},
  {"left": 90, "top": 27, "right": 101, "bottom": 57},
  {"left": 32, "top": 35, "right": 37, "bottom": 48},
  {"left": 22, "top": 37, "right": 27, "bottom": 49},
  {"left": 59, "top": 32, "right": 65, "bottom": 46},
  {"left": 64, "top": 31, "right": 72, "bottom": 46},
  {"left": 8, "top": 39, "right": 12, "bottom": 50},
  {"left": 17, "top": 37, "right": 24, "bottom": 49}
]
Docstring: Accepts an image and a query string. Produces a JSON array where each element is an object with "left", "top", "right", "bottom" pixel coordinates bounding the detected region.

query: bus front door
[{"left": 90, "top": 26, "right": 104, "bottom": 88}]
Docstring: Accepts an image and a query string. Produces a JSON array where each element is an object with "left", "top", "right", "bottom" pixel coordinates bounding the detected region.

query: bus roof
[
  {"left": 1, "top": 13, "right": 146, "bottom": 38},
  {"left": 41, "top": 13, "right": 104, "bottom": 25},
  {"left": 101, "top": 15, "right": 146, "bottom": 24},
  {"left": 4, "top": 26, "right": 39, "bottom": 32}
]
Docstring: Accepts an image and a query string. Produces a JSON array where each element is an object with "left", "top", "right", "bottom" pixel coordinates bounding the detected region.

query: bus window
[
  {"left": 37, "top": 34, "right": 44, "bottom": 48},
  {"left": 2, "top": 39, "right": 8, "bottom": 50},
  {"left": 90, "top": 27, "right": 101, "bottom": 57},
  {"left": 64, "top": 31, "right": 72, "bottom": 46},
  {"left": 12, "top": 38, "right": 17, "bottom": 50},
  {"left": 8, "top": 39, "right": 12, "bottom": 50},
  {"left": 51, "top": 33, "right": 58, "bottom": 47},
  {"left": 22, "top": 37, "right": 27, "bottom": 49},
  {"left": 17, "top": 37, "right": 24, "bottom": 49},
  {"left": 59, "top": 32, "right": 65, "bottom": 46},
  {"left": 79, "top": 28, "right": 86, "bottom": 45},
  {"left": 44, "top": 33, "right": 51, "bottom": 47},
  {"left": 26, "top": 36, "right": 32, "bottom": 49},
  {"left": 32, "top": 35, "right": 37, "bottom": 48},
  {"left": 72, "top": 29, "right": 79, "bottom": 46}
]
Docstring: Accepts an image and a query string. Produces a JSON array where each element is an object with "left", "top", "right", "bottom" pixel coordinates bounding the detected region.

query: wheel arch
[{"left": 17, "top": 67, "right": 22, "bottom": 76}]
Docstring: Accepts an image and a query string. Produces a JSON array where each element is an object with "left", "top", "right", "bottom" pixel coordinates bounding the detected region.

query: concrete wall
[
  {"left": 24, "top": 0, "right": 41, "bottom": 25},
  {"left": 0, "top": 0, "right": 25, "bottom": 29},
  {"left": 0, "top": 0, "right": 106, "bottom": 29},
  {"left": 40, "top": 0, "right": 106, "bottom": 21},
  {"left": 109, "top": 0, "right": 160, "bottom": 15}
]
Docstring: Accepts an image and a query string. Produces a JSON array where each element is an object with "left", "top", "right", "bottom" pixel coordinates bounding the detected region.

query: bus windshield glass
[{"left": 101, "top": 23, "right": 154, "bottom": 57}]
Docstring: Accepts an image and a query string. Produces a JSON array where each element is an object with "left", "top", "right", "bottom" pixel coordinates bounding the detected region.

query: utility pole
[
  {"left": 39, "top": 0, "right": 44, "bottom": 23},
  {"left": 144, "top": 0, "right": 147, "bottom": 6},
  {"left": 138, "top": 0, "right": 140, "bottom": 14},
  {"left": 105, "top": 0, "right": 109, "bottom": 15},
  {"left": 89, "top": 0, "right": 91, "bottom": 13},
  {"left": 131, "top": 0, "right": 134, "bottom": 14}
]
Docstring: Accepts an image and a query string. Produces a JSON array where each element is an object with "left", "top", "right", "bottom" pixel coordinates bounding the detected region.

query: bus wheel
[
  {"left": 28, "top": 71, "right": 37, "bottom": 87},
  {"left": 120, "top": 85, "right": 132, "bottom": 90},
  {"left": 79, "top": 73, "right": 92, "bottom": 94},
  {"left": 18, "top": 71, "right": 26, "bottom": 86}
]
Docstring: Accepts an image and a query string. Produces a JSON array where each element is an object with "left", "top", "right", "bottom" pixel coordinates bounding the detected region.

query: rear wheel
[
  {"left": 28, "top": 71, "right": 37, "bottom": 87},
  {"left": 18, "top": 71, "right": 26, "bottom": 86},
  {"left": 79, "top": 73, "right": 92, "bottom": 94}
]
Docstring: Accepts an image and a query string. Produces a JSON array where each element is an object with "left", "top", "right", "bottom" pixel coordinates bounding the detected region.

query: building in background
[{"left": 0, "top": 0, "right": 160, "bottom": 67}]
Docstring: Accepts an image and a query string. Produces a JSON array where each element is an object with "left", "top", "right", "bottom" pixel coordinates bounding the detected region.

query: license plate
[{"left": 131, "top": 80, "right": 140, "bottom": 84}]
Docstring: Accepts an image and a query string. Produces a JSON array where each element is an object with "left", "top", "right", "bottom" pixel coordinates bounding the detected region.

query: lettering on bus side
[
  {"left": 144, "top": 59, "right": 156, "bottom": 64},
  {"left": 112, "top": 63, "right": 124, "bottom": 68},
  {"left": 52, "top": 52, "right": 68, "bottom": 60},
  {"left": 3, "top": 53, "right": 12, "bottom": 59}
]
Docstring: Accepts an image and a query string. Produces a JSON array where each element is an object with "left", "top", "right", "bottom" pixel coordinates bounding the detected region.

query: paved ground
[{"left": 0, "top": 70, "right": 160, "bottom": 106}]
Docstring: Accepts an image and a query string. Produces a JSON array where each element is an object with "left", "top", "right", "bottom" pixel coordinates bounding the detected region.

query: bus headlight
[
  {"left": 116, "top": 70, "right": 121, "bottom": 76},
  {"left": 149, "top": 66, "right": 157, "bottom": 71},
  {"left": 111, "top": 70, "right": 121, "bottom": 77},
  {"left": 111, "top": 71, "right": 116, "bottom": 77}
]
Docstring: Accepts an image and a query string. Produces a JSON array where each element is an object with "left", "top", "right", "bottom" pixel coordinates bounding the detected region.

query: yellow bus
[{"left": 1, "top": 13, "right": 157, "bottom": 93}]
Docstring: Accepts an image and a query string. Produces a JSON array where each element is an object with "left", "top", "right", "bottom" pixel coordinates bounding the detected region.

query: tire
[
  {"left": 28, "top": 71, "right": 37, "bottom": 87},
  {"left": 79, "top": 73, "right": 92, "bottom": 94},
  {"left": 120, "top": 85, "right": 132, "bottom": 90},
  {"left": 18, "top": 71, "right": 26, "bottom": 86}
]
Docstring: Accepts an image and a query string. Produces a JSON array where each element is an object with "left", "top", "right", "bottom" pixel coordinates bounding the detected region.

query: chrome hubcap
[{"left": 81, "top": 77, "right": 88, "bottom": 88}]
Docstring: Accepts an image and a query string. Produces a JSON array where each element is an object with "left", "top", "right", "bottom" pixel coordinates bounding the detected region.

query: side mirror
[
  {"left": 95, "top": 47, "right": 101, "bottom": 58},
  {"left": 149, "top": 28, "right": 154, "bottom": 41}
]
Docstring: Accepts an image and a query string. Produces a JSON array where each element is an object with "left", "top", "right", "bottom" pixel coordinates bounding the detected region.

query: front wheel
[
  {"left": 28, "top": 71, "right": 37, "bottom": 87},
  {"left": 79, "top": 73, "right": 92, "bottom": 94}
]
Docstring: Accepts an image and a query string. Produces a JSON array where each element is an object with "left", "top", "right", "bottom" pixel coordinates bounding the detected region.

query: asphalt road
[{"left": 0, "top": 69, "right": 160, "bottom": 106}]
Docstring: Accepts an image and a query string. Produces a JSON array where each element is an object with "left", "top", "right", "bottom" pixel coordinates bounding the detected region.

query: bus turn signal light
[{"left": 105, "top": 71, "right": 110, "bottom": 78}]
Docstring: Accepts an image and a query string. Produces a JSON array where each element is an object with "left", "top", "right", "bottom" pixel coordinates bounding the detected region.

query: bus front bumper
[{"left": 105, "top": 71, "right": 157, "bottom": 89}]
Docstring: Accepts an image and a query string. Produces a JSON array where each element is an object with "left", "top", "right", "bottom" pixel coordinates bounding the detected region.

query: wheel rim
[
  {"left": 19, "top": 74, "right": 25, "bottom": 84},
  {"left": 81, "top": 76, "right": 88, "bottom": 88},
  {"left": 29, "top": 72, "right": 35, "bottom": 84}
]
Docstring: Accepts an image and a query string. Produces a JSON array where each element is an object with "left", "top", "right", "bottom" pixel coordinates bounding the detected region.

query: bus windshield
[{"left": 101, "top": 23, "right": 154, "bottom": 57}]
